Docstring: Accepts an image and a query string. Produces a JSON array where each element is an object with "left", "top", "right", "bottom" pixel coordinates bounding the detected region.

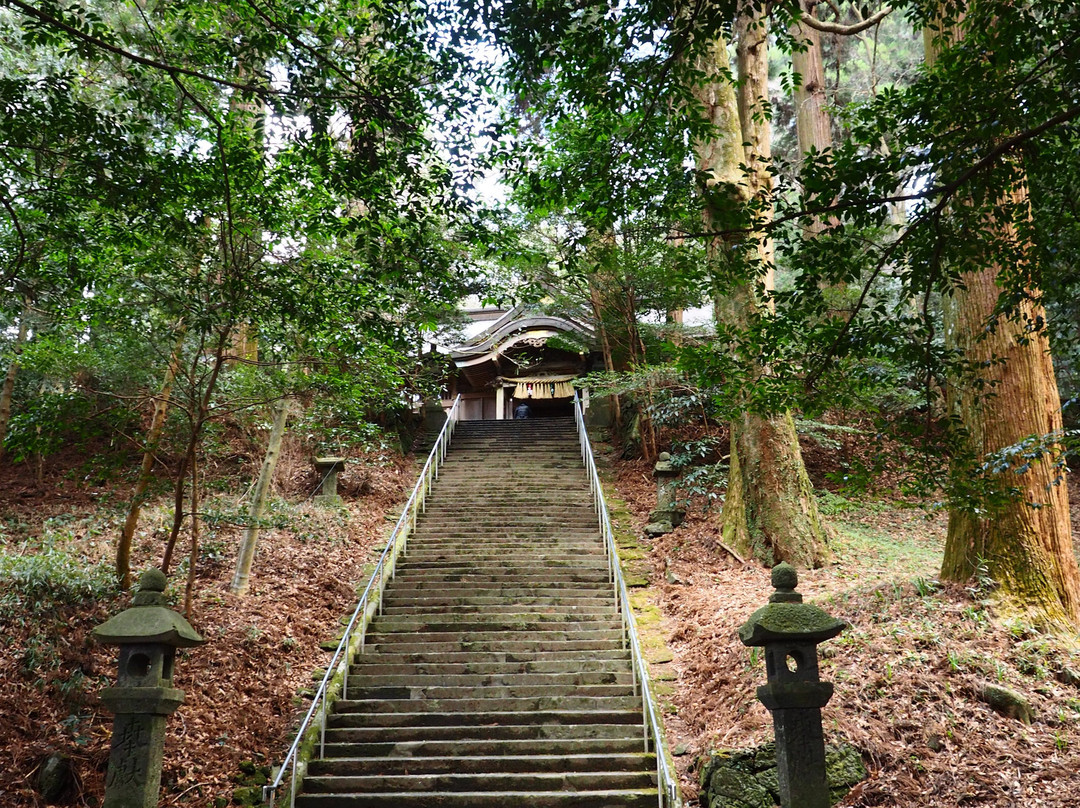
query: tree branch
[
  {"left": 801, "top": 5, "right": 893, "bottom": 35},
  {"left": 670, "top": 103, "right": 1080, "bottom": 241},
  {"left": 6, "top": 0, "right": 278, "bottom": 98},
  {"left": 0, "top": 191, "right": 27, "bottom": 282}
]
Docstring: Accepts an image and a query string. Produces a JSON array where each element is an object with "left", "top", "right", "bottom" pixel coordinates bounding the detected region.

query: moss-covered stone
[
  {"left": 739, "top": 602, "right": 847, "bottom": 645},
  {"left": 36, "top": 752, "right": 75, "bottom": 804},
  {"left": 705, "top": 766, "right": 774, "bottom": 808},
  {"left": 979, "top": 682, "right": 1035, "bottom": 724},
  {"left": 231, "top": 785, "right": 262, "bottom": 806},
  {"left": 825, "top": 744, "right": 868, "bottom": 789},
  {"left": 699, "top": 741, "right": 867, "bottom": 808}
]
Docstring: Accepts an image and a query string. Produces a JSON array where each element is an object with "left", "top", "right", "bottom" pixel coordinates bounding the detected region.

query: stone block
[
  {"left": 979, "top": 682, "right": 1035, "bottom": 724},
  {"left": 698, "top": 741, "right": 867, "bottom": 808}
]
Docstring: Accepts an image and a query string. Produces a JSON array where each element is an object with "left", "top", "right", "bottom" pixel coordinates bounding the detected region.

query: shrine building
[{"left": 445, "top": 307, "right": 605, "bottom": 421}]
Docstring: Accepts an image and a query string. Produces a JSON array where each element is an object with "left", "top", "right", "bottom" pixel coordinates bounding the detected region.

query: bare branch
[{"left": 802, "top": 5, "right": 893, "bottom": 35}]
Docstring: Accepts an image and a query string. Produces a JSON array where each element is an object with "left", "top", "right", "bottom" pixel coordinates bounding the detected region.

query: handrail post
[{"left": 343, "top": 627, "right": 350, "bottom": 697}]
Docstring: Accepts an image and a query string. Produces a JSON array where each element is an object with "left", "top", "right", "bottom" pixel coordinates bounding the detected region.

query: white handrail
[
  {"left": 263, "top": 395, "right": 462, "bottom": 808},
  {"left": 573, "top": 393, "right": 682, "bottom": 808}
]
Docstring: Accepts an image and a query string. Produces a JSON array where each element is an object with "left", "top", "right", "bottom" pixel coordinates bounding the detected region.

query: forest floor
[
  {"left": 607, "top": 449, "right": 1080, "bottom": 808},
  {"left": 0, "top": 434, "right": 413, "bottom": 807},
  {"left": 3, "top": 429, "right": 1080, "bottom": 807}
]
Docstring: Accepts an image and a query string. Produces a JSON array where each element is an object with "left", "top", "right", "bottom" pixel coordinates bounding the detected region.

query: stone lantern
[
  {"left": 645, "top": 452, "right": 685, "bottom": 537},
  {"left": 738, "top": 563, "right": 846, "bottom": 808},
  {"left": 93, "top": 569, "right": 204, "bottom": 808}
]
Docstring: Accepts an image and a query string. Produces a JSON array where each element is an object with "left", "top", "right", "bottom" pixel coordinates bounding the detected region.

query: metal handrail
[
  {"left": 573, "top": 393, "right": 682, "bottom": 808},
  {"left": 263, "top": 395, "right": 462, "bottom": 808}
]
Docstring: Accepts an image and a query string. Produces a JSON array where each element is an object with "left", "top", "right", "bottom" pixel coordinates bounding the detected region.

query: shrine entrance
[{"left": 446, "top": 307, "right": 602, "bottom": 422}]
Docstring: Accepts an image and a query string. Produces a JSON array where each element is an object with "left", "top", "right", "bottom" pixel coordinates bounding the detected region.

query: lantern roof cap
[
  {"left": 92, "top": 569, "right": 205, "bottom": 648},
  {"left": 738, "top": 564, "right": 846, "bottom": 646}
]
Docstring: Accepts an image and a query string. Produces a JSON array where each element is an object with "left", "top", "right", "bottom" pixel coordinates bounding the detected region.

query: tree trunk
[
  {"left": 116, "top": 327, "right": 186, "bottom": 589},
  {"left": 162, "top": 331, "right": 229, "bottom": 574},
  {"left": 229, "top": 397, "right": 290, "bottom": 596},
  {"left": 184, "top": 451, "right": 200, "bottom": 618},
  {"left": 588, "top": 257, "right": 623, "bottom": 434},
  {"left": 693, "top": 16, "right": 830, "bottom": 568},
  {"left": 940, "top": 246, "right": 1080, "bottom": 627},
  {"left": 791, "top": 2, "right": 833, "bottom": 168},
  {"left": 927, "top": 10, "right": 1080, "bottom": 628},
  {"left": 0, "top": 299, "right": 31, "bottom": 459}
]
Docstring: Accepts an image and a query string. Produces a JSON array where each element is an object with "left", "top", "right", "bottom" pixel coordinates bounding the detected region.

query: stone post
[
  {"left": 313, "top": 456, "right": 346, "bottom": 502},
  {"left": 645, "top": 452, "right": 685, "bottom": 537},
  {"left": 92, "top": 569, "right": 205, "bottom": 808},
  {"left": 738, "top": 563, "right": 846, "bottom": 808}
]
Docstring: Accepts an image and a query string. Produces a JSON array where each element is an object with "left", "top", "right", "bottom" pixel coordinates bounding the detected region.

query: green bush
[{"left": 0, "top": 547, "right": 117, "bottom": 617}]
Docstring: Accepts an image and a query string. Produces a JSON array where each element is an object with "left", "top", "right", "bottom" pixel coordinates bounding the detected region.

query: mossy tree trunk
[
  {"left": 926, "top": 9, "right": 1080, "bottom": 629},
  {"left": 791, "top": 1, "right": 832, "bottom": 170},
  {"left": 693, "top": 14, "right": 830, "bottom": 568},
  {"left": 940, "top": 249, "right": 1080, "bottom": 628}
]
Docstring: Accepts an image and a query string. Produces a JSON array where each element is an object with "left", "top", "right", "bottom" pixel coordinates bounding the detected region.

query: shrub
[{"left": 0, "top": 547, "right": 117, "bottom": 617}]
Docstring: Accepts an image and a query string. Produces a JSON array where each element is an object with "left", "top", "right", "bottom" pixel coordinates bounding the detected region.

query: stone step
[
  {"left": 405, "top": 536, "right": 601, "bottom": 546},
  {"left": 413, "top": 515, "right": 596, "bottom": 523},
  {"left": 395, "top": 555, "right": 606, "bottom": 566},
  {"left": 307, "top": 753, "right": 655, "bottom": 776},
  {"left": 369, "top": 617, "right": 621, "bottom": 633},
  {"left": 300, "top": 770, "right": 656, "bottom": 794},
  {"left": 294, "top": 789, "right": 659, "bottom": 808},
  {"left": 447, "top": 440, "right": 578, "bottom": 448},
  {"left": 423, "top": 492, "right": 592, "bottom": 502},
  {"left": 343, "top": 670, "right": 633, "bottom": 688},
  {"left": 334, "top": 695, "right": 640, "bottom": 713},
  {"left": 381, "top": 573, "right": 611, "bottom": 584},
  {"left": 328, "top": 709, "right": 642, "bottom": 729},
  {"left": 379, "top": 605, "right": 615, "bottom": 617},
  {"left": 387, "top": 570, "right": 610, "bottom": 584},
  {"left": 403, "top": 539, "right": 601, "bottom": 549},
  {"left": 378, "top": 598, "right": 617, "bottom": 611},
  {"left": 351, "top": 648, "right": 629, "bottom": 664},
  {"left": 344, "top": 684, "right": 634, "bottom": 701},
  {"left": 319, "top": 737, "right": 648, "bottom": 759},
  {"left": 396, "top": 558, "right": 605, "bottom": 567},
  {"left": 348, "top": 659, "right": 629, "bottom": 676},
  {"left": 425, "top": 477, "right": 587, "bottom": 483},
  {"left": 362, "top": 639, "right": 626, "bottom": 655},
  {"left": 426, "top": 474, "right": 587, "bottom": 482},
  {"left": 377, "top": 590, "right": 614, "bottom": 606},
  {"left": 433, "top": 472, "right": 585, "bottom": 480},
  {"left": 405, "top": 535, "right": 601, "bottom": 544},
  {"left": 323, "top": 722, "right": 643, "bottom": 744},
  {"left": 421, "top": 504, "right": 595, "bottom": 513},
  {"left": 390, "top": 568, "right": 608, "bottom": 579},
  {"left": 413, "top": 523, "right": 596, "bottom": 531}
]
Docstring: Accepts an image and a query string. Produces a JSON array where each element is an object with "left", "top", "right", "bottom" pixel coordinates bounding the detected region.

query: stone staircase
[{"left": 296, "top": 418, "right": 659, "bottom": 807}]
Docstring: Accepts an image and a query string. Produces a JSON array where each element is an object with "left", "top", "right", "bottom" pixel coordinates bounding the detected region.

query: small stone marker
[
  {"left": 738, "top": 563, "right": 847, "bottom": 808},
  {"left": 979, "top": 682, "right": 1035, "bottom": 724},
  {"left": 645, "top": 452, "right": 685, "bottom": 537},
  {"left": 93, "top": 569, "right": 205, "bottom": 808},
  {"left": 313, "top": 456, "right": 346, "bottom": 502}
]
